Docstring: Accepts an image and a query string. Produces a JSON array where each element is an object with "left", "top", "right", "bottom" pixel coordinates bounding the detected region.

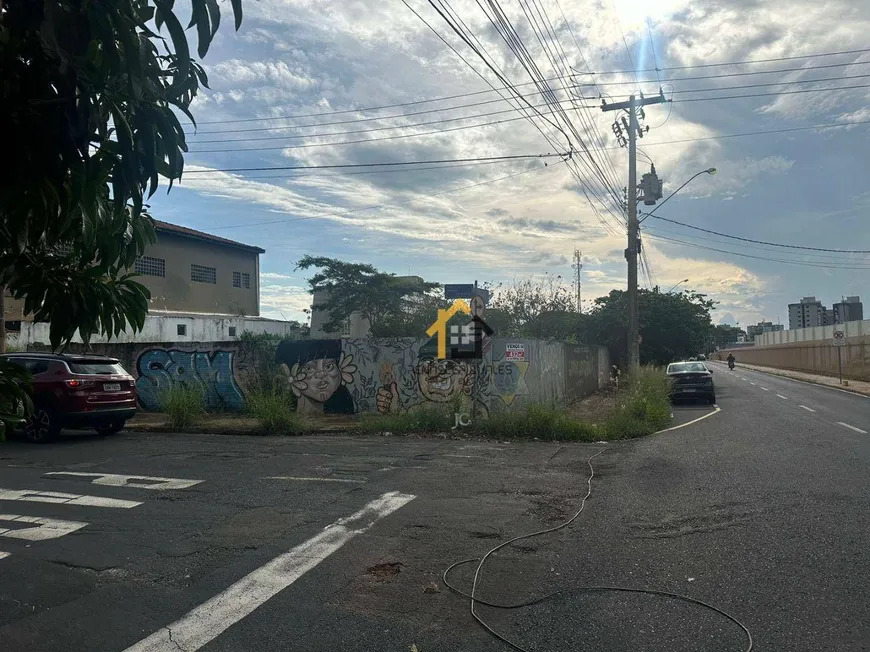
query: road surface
[{"left": 1, "top": 366, "right": 867, "bottom": 651}]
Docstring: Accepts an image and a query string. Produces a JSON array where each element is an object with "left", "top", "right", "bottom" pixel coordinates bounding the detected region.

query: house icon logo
[{"left": 426, "top": 299, "right": 494, "bottom": 360}]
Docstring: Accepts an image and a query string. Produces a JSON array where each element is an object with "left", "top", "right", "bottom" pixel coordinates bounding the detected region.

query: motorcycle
[{"left": 728, "top": 360, "right": 735, "bottom": 370}]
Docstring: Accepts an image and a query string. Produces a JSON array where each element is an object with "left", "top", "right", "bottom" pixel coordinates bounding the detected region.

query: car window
[
  {"left": 68, "top": 362, "right": 126, "bottom": 375},
  {"left": 27, "top": 360, "right": 50, "bottom": 375},
  {"left": 667, "top": 362, "right": 708, "bottom": 373}
]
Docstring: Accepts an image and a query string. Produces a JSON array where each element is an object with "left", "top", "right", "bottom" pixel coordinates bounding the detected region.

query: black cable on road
[{"left": 442, "top": 450, "right": 754, "bottom": 652}]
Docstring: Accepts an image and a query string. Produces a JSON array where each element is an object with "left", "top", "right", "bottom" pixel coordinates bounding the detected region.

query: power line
[
  {"left": 575, "top": 46, "right": 870, "bottom": 76},
  {"left": 669, "top": 71, "right": 870, "bottom": 95},
  {"left": 644, "top": 231, "right": 870, "bottom": 270},
  {"left": 646, "top": 213, "right": 870, "bottom": 253},
  {"left": 181, "top": 152, "right": 567, "bottom": 174},
  {"left": 198, "top": 162, "right": 558, "bottom": 230},
  {"left": 674, "top": 82, "right": 870, "bottom": 104}
]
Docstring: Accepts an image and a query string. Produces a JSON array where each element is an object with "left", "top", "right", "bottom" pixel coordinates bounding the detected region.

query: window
[
  {"left": 177, "top": 324, "right": 187, "bottom": 336},
  {"left": 191, "top": 263, "right": 216, "bottom": 284},
  {"left": 228, "top": 326, "right": 237, "bottom": 337},
  {"left": 67, "top": 361, "right": 125, "bottom": 375},
  {"left": 340, "top": 319, "right": 352, "bottom": 337},
  {"left": 135, "top": 256, "right": 166, "bottom": 277},
  {"left": 242, "top": 273, "right": 251, "bottom": 289},
  {"left": 232, "top": 271, "right": 241, "bottom": 288}
]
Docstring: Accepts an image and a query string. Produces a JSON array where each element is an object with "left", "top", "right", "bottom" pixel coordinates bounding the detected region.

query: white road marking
[
  {"left": 655, "top": 406, "right": 721, "bottom": 434},
  {"left": 0, "top": 515, "right": 88, "bottom": 541},
  {"left": 45, "top": 472, "right": 201, "bottom": 491},
  {"left": 0, "top": 551, "right": 10, "bottom": 561},
  {"left": 761, "top": 387, "right": 770, "bottom": 391},
  {"left": 837, "top": 422, "right": 868, "bottom": 434},
  {"left": 0, "top": 488, "right": 142, "bottom": 509},
  {"left": 122, "top": 491, "right": 415, "bottom": 652},
  {"left": 799, "top": 405, "right": 816, "bottom": 413},
  {"left": 265, "top": 476, "right": 364, "bottom": 483},
  {"left": 776, "top": 394, "right": 789, "bottom": 400},
  {"left": 750, "top": 382, "right": 757, "bottom": 386}
]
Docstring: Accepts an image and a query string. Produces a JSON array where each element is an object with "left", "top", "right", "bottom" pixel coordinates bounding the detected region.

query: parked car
[
  {"left": 0, "top": 353, "right": 137, "bottom": 442},
  {"left": 666, "top": 361, "right": 716, "bottom": 404}
]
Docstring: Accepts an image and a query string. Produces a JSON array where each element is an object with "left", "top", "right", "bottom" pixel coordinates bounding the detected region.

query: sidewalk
[
  {"left": 729, "top": 362, "right": 870, "bottom": 397},
  {"left": 126, "top": 412, "right": 359, "bottom": 435}
]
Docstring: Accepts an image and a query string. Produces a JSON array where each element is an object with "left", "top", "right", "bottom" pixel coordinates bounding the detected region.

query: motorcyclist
[{"left": 727, "top": 353, "right": 736, "bottom": 369}]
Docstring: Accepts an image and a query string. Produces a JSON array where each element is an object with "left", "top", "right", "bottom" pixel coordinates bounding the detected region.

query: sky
[{"left": 148, "top": 0, "right": 870, "bottom": 328}]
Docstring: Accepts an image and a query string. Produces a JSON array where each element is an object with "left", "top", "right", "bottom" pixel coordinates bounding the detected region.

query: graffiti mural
[
  {"left": 136, "top": 349, "right": 246, "bottom": 411},
  {"left": 490, "top": 357, "right": 530, "bottom": 406},
  {"left": 275, "top": 340, "right": 357, "bottom": 414}
]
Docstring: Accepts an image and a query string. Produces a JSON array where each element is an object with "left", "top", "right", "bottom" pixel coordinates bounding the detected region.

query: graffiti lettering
[{"left": 136, "top": 349, "right": 246, "bottom": 411}]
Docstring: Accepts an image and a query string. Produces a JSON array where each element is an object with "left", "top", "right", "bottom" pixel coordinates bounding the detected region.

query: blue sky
[{"left": 148, "top": 0, "right": 870, "bottom": 328}]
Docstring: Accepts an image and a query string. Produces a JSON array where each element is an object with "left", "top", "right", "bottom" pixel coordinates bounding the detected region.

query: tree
[
  {"left": 1, "top": 0, "right": 243, "bottom": 350},
  {"left": 0, "top": 0, "right": 243, "bottom": 425},
  {"left": 296, "top": 256, "right": 440, "bottom": 336},
  {"left": 588, "top": 289, "right": 716, "bottom": 366},
  {"left": 711, "top": 324, "right": 746, "bottom": 349},
  {"left": 488, "top": 274, "right": 579, "bottom": 338}
]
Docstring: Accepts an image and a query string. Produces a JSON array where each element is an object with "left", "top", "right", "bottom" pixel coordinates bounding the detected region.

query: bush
[
  {"left": 602, "top": 366, "right": 671, "bottom": 438},
  {"left": 357, "top": 402, "right": 456, "bottom": 434},
  {"left": 159, "top": 385, "right": 204, "bottom": 429},
  {"left": 247, "top": 390, "right": 307, "bottom": 436}
]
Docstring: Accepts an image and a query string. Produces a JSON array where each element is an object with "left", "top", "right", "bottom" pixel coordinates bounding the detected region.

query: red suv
[{"left": 0, "top": 353, "right": 137, "bottom": 442}]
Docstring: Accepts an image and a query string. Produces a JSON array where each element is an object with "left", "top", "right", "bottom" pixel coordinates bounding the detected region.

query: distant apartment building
[
  {"left": 746, "top": 321, "right": 784, "bottom": 341},
  {"left": 788, "top": 297, "right": 828, "bottom": 329},
  {"left": 832, "top": 296, "right": 863, "bottom": 324}
]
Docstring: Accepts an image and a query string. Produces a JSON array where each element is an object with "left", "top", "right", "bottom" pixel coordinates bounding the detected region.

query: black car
[{"left": 667, "top": 361, "right": 716, "bottom": 404}]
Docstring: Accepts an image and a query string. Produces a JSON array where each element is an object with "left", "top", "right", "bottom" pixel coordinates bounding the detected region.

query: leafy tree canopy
[{"left": 0, "top": 0, "right": 242, "bottom": 349}]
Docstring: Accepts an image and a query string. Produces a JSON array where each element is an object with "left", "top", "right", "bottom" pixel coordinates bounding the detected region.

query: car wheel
[
  {"left": 24, "top": 406, "right": 59, "bottom": 443},
  {"left": 94, "top": 421, "right": 125, "bottom": 436}
]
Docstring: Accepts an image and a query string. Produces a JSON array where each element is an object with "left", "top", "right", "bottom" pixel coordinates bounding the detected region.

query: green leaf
[
  {"left": 231, "top": 0, "right": 244, "bottom": 31},
  {"left": 155, "top": 1, "right": 191, "bottom": 93}
]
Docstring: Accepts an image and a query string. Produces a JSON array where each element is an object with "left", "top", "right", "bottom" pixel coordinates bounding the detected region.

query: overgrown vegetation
[
  {"left": 356, "top": 367, "right": 672, "bottom": 441},
  {"left": 246, "top": 390, "right": 307, "bottom": 436},
  {"left": 159, "top": 385, "right": 204, "bottom": 430}
]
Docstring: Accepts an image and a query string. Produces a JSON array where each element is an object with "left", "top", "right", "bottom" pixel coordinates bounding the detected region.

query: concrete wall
[
  {"left": 719, "top": 334, "right": 870, "bottom": 382},
  {"left": 757, "top": 319, "right": 870, "bottom": 346},
  {"left": 10, "top": 313, "right": 304, "bottom": 348},
  {"left": 36, "top": 337, "right": 610, "bottom": 414}
]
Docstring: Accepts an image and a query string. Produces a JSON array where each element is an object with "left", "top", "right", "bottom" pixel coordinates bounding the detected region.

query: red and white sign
[{"left": 505, "top": 343, "right": 526, "bottom": 361}]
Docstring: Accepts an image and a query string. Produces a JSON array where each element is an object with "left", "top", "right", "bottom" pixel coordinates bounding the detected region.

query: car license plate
[
  {"left": 103, "top": 383, "right": 121, "bottom": 392},
  {"left": 682, "top": 388, "right": 696, "bottom": 393}
]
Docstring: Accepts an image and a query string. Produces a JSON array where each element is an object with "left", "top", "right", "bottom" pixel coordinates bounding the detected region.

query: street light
[
  {"left": 639, "top": 167, "right": 717, "bottom": 223},
  {"left": 667, "top": 278, "right": 689, "bottom": 293}
]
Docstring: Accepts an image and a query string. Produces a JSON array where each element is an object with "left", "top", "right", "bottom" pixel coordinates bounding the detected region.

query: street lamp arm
[{"left": 638, "top": 167, "right": 716, "bottom": 223}]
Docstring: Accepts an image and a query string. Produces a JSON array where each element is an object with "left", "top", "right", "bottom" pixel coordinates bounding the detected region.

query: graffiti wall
[{"left": 135, "top": 348, "right": 249, "bottom": 411}]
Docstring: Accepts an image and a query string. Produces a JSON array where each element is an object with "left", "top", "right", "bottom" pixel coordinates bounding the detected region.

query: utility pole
[
  {"left": 602, "top": 92, "right": 666, "bottom": 371},
  {"left": 573, "top": 249, "right": 583, "bottom": 313}
]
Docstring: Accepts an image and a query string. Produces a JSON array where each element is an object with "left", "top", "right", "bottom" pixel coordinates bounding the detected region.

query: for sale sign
[{"left": 505, "top": 343, "right": 526, "bottom": 361}]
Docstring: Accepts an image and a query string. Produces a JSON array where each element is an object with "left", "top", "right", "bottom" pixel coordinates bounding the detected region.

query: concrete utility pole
[
  {"left": 602, "top": 92, "right": 665, "bottom": 371},
  {"left": 573, "top": 248, "right": 583, "bottom": 313}
]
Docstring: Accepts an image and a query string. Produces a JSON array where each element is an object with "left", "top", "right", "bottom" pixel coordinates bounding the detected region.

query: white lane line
[
  {"left": 0, "top": 515, "right": 88, "bottom": 541},
  {"left": 655, "top": 406, "right": 721, "bottom": 434},
  {"left": 776, "top": 394, "right": 789, "bottom": 400},
  {"left": 0, "top": 551, "right": 10, "bottom": 561},
  {"left": 45, "top": 472, "right": 201, "bottom": 491},
  {"left": 265, "top": 476, "right": 364, "bottom": 483},
  {"left": 761, "top": 387, "right": 770, "bottom": 392},
  {"left": 750, "top": 382, "right": 757, "bottom": 386},
  {"left": 122, "top": 491, "right": 415, "bottom": 652},
  {"left": 0, "top": 488, "right": 142, "bottom": 509},
  {"left": 799, "top": 405, "right": 816, "bottom": 413},
  {"left": 837, "top": 422, "right": 868, "bottom": 434}
]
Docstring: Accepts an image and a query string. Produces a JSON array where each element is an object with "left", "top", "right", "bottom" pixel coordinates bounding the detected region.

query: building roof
[{"left": 154, "top": 220, "right": 265, "bottom": 254}]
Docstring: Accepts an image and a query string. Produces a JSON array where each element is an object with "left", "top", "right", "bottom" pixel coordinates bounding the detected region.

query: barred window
[
  {"left": 191, "top": 264, "right": 216, "bottom": 284},
  {"left": 241, "top": 272, "right": 251, "bottom": 289},
  {"left": 135, "top": 256, "right": 166, "bottom": 277},
  {"left": 232, "top": 271, "right": 241, "bottom": 288}
]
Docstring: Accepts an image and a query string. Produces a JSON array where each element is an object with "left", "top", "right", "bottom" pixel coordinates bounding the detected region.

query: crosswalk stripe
[
  {"left": 45, "top": 472, "right": 202, "bottom": 491},
  {"left": 0, "top": 515, "right": 88, "bottom": 541},
  {"left": 0, "top": 488, "right": 142, "bottom": 509}
]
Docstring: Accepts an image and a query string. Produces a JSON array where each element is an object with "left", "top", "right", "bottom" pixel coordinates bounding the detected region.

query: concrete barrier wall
[
  {"left": 29, "top": 337, "right": 610, "bottom": 414},
  {"left": 757, "top": 319, "right": 870, "bottom": 346},
  {"left": 718, "top": 336, "right": 870, "bottom": 381}
]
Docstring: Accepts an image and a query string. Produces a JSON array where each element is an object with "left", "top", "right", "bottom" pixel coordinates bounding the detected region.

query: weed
[
  {"left": 158, "top": 385, "right": 204, "bottom": 429},
  {"left": 246, "top": 390, "right": 307, "bottom": 436}
]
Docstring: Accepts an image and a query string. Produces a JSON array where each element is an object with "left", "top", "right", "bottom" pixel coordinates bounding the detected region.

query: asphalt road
[{"left": 1, "top": 367, "right": 868, "bottom": 652}]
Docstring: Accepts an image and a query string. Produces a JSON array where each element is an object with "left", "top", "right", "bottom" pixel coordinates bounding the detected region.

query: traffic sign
[
  {"left": 444, "top": 284, "right": 475, "bottom": 300},
  {"left": 833, "top": 330, "right": 846, "bottom": 347}
]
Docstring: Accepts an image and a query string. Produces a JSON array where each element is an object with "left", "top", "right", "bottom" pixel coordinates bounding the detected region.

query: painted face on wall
[
  {"left": 417, "top": 358, "right": 472, "bottom": 402},
  {"left": 296, "top": 357, "right": 342, "bottom": 403}
]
